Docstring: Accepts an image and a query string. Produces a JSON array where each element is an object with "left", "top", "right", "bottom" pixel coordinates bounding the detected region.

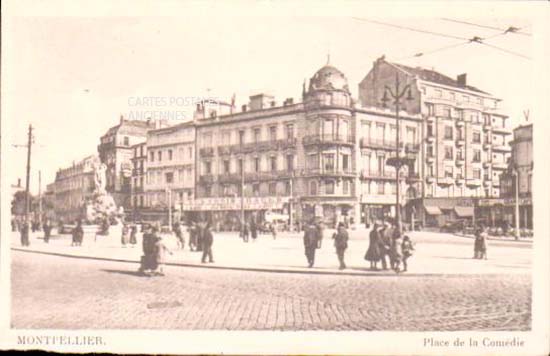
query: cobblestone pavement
[{"left": 11, "top": 251, "right": 531, "bottom": 331}]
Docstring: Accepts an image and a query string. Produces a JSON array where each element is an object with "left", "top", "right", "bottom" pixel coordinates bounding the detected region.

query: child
[
  {"left": 401, "top": 235, "right": 415, "bottom": 272},
  {"left": 154, "top": 235, "right": 173, "bottom": 276}
]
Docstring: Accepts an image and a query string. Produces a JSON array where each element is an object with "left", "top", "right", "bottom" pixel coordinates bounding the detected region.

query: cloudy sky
[{"left": 3, "top": 1, "right": 541, "bottom": 193}]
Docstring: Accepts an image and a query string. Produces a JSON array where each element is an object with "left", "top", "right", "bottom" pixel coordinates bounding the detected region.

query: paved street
[{"left": 11, "top": 242, "right": 531, "bottom": 331}]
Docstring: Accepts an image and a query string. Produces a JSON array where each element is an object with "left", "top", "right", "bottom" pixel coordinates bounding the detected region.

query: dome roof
[{"left": 308, "top": 64, "right": 350, "bottom": 92}]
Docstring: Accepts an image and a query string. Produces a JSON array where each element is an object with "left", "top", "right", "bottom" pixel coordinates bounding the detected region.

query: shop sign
[{"left": 180, "top": 196, "right": 290, "bottom": 211}]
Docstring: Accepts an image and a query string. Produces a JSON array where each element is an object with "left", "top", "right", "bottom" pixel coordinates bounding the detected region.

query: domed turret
[{"left": 308, "top": 64, "right": 350, "bottom": 93}]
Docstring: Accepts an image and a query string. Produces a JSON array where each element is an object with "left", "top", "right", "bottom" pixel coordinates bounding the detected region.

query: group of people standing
[
  {"left": 364, "top": 222, "right": 415, "bottom": 273},
  {"left": 120, "top": 224, "right": 138, "bottom": 247}
]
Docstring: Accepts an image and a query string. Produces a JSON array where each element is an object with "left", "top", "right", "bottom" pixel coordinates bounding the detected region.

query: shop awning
[
  {"left": 425, "top": 206, "right": 442, "bottom": 215},
  {"left": 454, "top": 206, "right": 474, "bottom": 217}
]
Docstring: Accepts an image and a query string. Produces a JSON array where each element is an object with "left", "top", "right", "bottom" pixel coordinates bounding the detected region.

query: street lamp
[
  {"left": 381, "top": 74, "right": 414, "bottom": 235},
  {"left": 512, "top": 165, "right": 520, "bottom": 241}
]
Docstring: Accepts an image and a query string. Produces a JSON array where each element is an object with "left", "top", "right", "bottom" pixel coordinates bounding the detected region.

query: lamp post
[
  {"left": 381, "top": 74, "right": 414, "bottom": 235},
  {"left": 512, "top": 166, "right": 520, "bottom": 241}
]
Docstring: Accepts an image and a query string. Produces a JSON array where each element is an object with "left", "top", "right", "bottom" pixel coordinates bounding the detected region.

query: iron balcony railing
[{"left": 303, "top": 134, "right": 355, "bottom": 146}]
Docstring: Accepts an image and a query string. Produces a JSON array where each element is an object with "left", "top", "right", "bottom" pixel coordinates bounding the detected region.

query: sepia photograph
[{"left": 1, "top": 1, "right": 549, "bottom": 355}]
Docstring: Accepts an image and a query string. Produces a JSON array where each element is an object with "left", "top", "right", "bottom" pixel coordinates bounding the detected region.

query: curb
[
  {"left": 453, "top": 233, "right": 533, "bottom": 243},
  {"left": 9, "top": 247, "right": 503, "bottom": 278}
]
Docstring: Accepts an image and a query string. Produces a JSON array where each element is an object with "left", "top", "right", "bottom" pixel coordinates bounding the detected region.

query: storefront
[{"left": 406, "top": 197, "right": 475, "bottom": 228}]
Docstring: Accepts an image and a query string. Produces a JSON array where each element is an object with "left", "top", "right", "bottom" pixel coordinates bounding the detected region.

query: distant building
[
  {"left": 97, "top": 116, "right": 159, "bottom": 210},
  {"left": 499, "top": 123, "right": 533, "bottom": 228},
  {"left": 51, "top": 155, "right": 99, "bottom": 222},
  {"left": 140, "top": 121, "right": 196, "bottom": 222},
  {"left": 129, "top": 141, "right": 147, "bottom": 219}
]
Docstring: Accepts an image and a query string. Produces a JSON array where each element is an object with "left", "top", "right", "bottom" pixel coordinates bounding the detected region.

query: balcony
[
  {"left": 483, "top": 123, "right": 492, "bottom": 131},
  {"left": 426, "top": 155, "right": 435, "bottom": 163},
  {"left": 404, "top": 143, "right": 420, "bottom": 154},
  {"left": 303, "top": 134, "right": 355, "bottom": 147},
  {"left": 200, "top": 147, "right": 215, "bottom": 157},
  {"left": 467, "top": 178, "right": 482, "bottom": 187},
  {"left": 360, "top": 170, "right": 404, "bottom": 180},
  {"left": 437, "top": 177, "right": 455, "bottom": 186},
  {"left": 426, "top": 175, "right": 435, "bottom": 183},
  {"left": 483, "top": 142, "right": 491, "bottom": 150},
  {"left": 493, "top": 145, "right": 511, "bottom": 153},
  {"left": 483, "top": 180, "right": 491, "bottom": 187},
  {"left": 456, "top": 176, "right": 465, "bottom": 185},
  {"left": 426, "top": 134, "right": 435, "bottom": 143},
  {"left": 492, "top": 162, "right": 508, "bottom": 170},
  {"left": 199, "top": 174, "right": 215, "bottom": 184},
  {"left": 456, "top": 119, "right": 465, "bottom": 127},
  {"left": 218, "top": 173, "right": 242, "bottom": 184},
  {"left": 456, "top": 138, "right": 465, "bottom": 147},
  {"left": 483, "top": 161, "right": 491, "bottom": 168},
  {"left": 455, "top": 157, "right": 465, "bottom": 166},
  {"left": 359, "top": 138, "right": 398, "bottom": 150},
  {"left": 217, "top": 145, "right": 232, "bottom": 156},
  {"left": 492, "top": 126, "right": 512, "bottom": 135},
  {"left": 278, "top": 137, "right": 298, "bottom": 150},
  {"left": 306, "top": 167, "right": 356, "bottom": 178},
  {"left": 426, "top": 115, "right": 436, "bottom": 122},
  {"left": 245, "top": 170, "right": 293, "bottom": 181}
]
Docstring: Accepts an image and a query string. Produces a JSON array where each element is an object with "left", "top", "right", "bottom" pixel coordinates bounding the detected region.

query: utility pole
[
  {"left": 381, "top": 74, "right": 414, "bottom": 235},
  {"left": 25, "top": 125, "right": 33, "bottom": 226},
  {"left": 240, "top": 161, "right": 245, "bottom": 241},
  {"left": 38, "top": 170, "right": 42, "bottom": 224},
  {"left": 514, "top": 168, "right": 520, "bottom": 241}
]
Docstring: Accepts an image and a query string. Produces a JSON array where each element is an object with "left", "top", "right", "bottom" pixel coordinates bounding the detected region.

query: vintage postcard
[{"left": 1, "top": 0, "right": 549, "bottom": 355}]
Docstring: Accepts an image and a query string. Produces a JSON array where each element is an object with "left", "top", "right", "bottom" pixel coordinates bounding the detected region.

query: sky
[{"left": 3, "top": 8, "right": 536, "bottom": 194}]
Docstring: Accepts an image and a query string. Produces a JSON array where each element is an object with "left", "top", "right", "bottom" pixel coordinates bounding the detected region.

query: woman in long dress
[{"left": 365, "top": 223, "right": 382, "bottom": 270}]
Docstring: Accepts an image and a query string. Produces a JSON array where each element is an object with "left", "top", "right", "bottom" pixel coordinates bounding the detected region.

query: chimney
[
  {"left": 284, "top": 98, "right": 294, "bottom": 106},
  {"left": 119, "top": 114, "right": 124, "bottom": 124},
  {"left": 241, "top": 104, "right": 248, "bottom": 112},
  {"left": 17, "top": 178, "right": 21, "bottom": 187},
  {"left": 457, "top": 73, "right": 467, "bottom": 86}
]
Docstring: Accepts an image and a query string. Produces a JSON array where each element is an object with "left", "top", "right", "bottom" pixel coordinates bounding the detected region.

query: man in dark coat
[
  {"left": 378, "top": 222, "right": 393, "bottom": 270},
  {"left": 139, "top": 225, "right": 158, "bottom": 274},
  {"left": 250, "top": 220, "right": 258, "bottom": 241},
  {"left": 333, "top": 222, "right": 349, "bottom": 270},
  {"left": 20, "top": 221, "right": 30, "bottom": 246},
  {"left": 303, "top": 220, "right": 319, "bottom": 267},
  {"left": 201, "top": 223, "right": 214, "bottom": 263},
  {"left": 43, "top": 219, "right": 52, "bottom": 243}
]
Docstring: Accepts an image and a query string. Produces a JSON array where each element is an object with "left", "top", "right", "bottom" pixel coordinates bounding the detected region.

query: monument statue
[{"left": 94, "top": 163, "right": 107, "bottom": 194}]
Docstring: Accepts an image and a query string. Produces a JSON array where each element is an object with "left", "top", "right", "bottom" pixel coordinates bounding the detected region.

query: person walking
[
  {"left": 242, "top": 222, "right": 249, "bottom": 243},
  {"left": 138, "top": 225, "right": 158, "bottom": 275},
  {"left": 72, "top": 220, "right": 84, "bottom": 247},
  {"left": 121, "top": 223, "right": 130, "bottom": 247},
  {"left": 401, "top": 235, "right": 415, "bottom": 272},
  {"left": 303, "top": 220, "right": 319, "bottom": 268},
  {"left": 43, "top": 219, "right": 52, "bottom": 243},
  {"left": 188, "top": 222, "right": 198, "bottom": 251},
  {"left": 390, "top": 230, "right": 403, "bottom": 273},
  {"left": 20, "top": 221, "right": 30, "bottom": 246},
  {"left": 378, "top": 222, "right": 393, "bottom": 270},
  {"left": 478, "top": 227, "right": 488, "bottom": 260},
  {"left": 153, "top": 235, "right": 173, "bottom": 276},
  {"left": 332, "top": 222, "right": 349, "bottom": 270},
  {"left": 173, "top": 221, "right": 185, "bottom": 250},
  {"left": 365, "top": 223, "right": 382, "bottom": 270},
  {"left": 201, "top": 223, "right": 214, "bottom": 263},
  {"left": 129, "top": 225, "right": 138, "bottom": 246},
  {"left": 250, "top": 220, "right": 258, "bottom": 242},
  {"left": 315, "top": 219, "right": 323, "bottom": 248},
  {"left": 270, "top": 222, "right": 277, "bottom": 240}
]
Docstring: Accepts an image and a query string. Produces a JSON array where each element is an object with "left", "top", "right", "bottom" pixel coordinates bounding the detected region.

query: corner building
[{"left": 359, "top": 57, "right": 511, "bottom": 226}]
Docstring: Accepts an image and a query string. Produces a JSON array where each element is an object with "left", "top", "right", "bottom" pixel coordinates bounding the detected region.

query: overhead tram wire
[
  {"left": 351, "top": 17, "right": 470, "bottom": 41},
  {"left": 395, "top": 41, "right": 471, "bottom": 60},
  {"left": 440, "top": 18, "right": 532, "bottom": 37},
  {"left": 477, "top": 42, "right": 532, "bottom": 60}
]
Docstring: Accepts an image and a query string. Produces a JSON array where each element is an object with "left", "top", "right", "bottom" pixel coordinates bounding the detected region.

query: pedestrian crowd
[{"left": 363, "top": 221, "right": 415, "bottom": 273}]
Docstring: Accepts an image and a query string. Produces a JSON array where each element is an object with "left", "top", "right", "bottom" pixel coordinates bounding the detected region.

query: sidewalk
[{"left": 10, "top": 229, "right": 532, "bottom": 276}]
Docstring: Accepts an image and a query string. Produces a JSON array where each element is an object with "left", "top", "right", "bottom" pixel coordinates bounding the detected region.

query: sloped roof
[{"left": 391, "top": 63, "right": 489, "bottom": 95}]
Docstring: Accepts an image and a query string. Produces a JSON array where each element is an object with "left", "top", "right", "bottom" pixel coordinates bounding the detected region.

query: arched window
[{"left": 309, "top": 180, "right": 318, "bottom": 195}]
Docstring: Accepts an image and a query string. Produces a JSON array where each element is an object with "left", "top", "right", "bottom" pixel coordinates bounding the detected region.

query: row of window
[
  {"left": 147, "top": 168, "right": 194, "bottom": 185},
  {"left": 203, "top": 154, "right": 296, "bottom": 175},
  {"left": 307, "top": 117, "right": 351, "bottom": 139},
  {"left": 306, "top": 153, "right": 351, "bottom": 172},
  {"left": 148, "top": 146, "right": 194, "bottom": 162},
  {"left": 360, "top": 121, "right": 417, "bottom": 143},
  {"left": 203, "top": 123, "right": 295, "bottom": 147},
  {"left": 422, "top": 87, "right": 494, "bottom": 108}
]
